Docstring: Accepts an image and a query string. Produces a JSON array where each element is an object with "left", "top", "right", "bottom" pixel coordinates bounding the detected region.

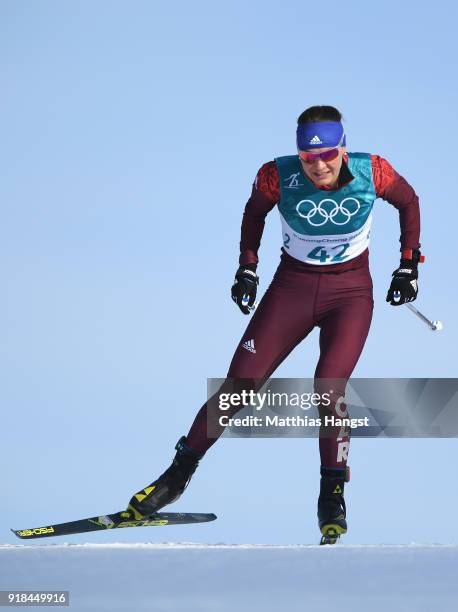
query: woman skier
[{"left": 126, "top": 105, "right": 422, "bottom": 543}]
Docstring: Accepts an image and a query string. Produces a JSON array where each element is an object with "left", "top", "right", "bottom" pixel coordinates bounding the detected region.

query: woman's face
[{"left": 299, "top": 146, "right": 346, "bottom": 188}]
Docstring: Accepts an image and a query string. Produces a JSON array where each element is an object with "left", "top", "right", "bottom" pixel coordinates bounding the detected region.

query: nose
[{"left": 313, "top": 158, "right": 328, "bottom": 170}]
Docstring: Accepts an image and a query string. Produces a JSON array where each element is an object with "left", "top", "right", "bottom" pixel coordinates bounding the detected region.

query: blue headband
[{"left": 296, "top": 121, "right": 346, "bottom": 150}]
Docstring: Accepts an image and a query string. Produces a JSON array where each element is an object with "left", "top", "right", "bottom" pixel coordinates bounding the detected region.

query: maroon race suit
[{"left": 186, "top": 153, "right": 420, "bottom": 469}]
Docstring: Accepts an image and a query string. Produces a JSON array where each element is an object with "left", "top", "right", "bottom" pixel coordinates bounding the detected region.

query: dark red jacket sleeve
[
  {"left": 371, "top": 155, "right": 421, "bottom": 251},
  {"left": 239, "top": 161, "right": 280, "bottom": 266}
]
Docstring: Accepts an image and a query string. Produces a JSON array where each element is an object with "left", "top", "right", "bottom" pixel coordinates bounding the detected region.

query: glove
[
  {"left": 231, "top": 264, "right": 259, "bottom": 315},
  {"left": 386, "top": 248, "right": 424, "bottom": 306}
]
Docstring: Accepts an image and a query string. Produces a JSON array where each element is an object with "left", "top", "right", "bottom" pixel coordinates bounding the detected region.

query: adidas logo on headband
[{"left": 309, "top": 135, "right": 323, "bottom": 145}]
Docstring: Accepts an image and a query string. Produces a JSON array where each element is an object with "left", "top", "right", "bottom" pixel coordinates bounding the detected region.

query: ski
[
  {"left": 319, "top": 534, "right": 340, "bottom": 545},
  {"left": 12, "top": 511, "right": 217, "bottom": 539}
]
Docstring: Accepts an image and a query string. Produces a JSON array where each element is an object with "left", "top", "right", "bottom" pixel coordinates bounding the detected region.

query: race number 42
[{"left": 307, "top": 244, "right": 350, "bottom": 263}]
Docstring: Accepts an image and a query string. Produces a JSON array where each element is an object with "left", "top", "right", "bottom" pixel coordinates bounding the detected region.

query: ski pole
[
  {"left": 393, "top": 291, "right": 442, "bottom": 331},
  {"left": 404, "top": 302, "right": 443, "bottom": 331},
  {"left": 406, "top": 303, "right": 443, "bottom": 331}
]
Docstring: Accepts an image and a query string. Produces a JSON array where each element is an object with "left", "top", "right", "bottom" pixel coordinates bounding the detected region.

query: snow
[{"left": 1, "top": 543, "right": 457, "bottom": 611}]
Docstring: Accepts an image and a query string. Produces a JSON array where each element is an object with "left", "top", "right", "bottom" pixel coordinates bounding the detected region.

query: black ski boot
[
  {"left": 126, "top": 436, "right": 203, "bottom": 520},
  {"left": 318, "top": 466, "right": 350, "bottom": 545}
]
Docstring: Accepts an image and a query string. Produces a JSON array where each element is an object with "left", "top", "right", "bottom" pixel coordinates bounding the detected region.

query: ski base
[{"left": 12, "top": 511, "right": 217, "bottom": 539}]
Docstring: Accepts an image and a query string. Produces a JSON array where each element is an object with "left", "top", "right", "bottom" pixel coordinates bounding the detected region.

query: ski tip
[{"left": 11, "top": 526, "right": 56, "bottom": 539}]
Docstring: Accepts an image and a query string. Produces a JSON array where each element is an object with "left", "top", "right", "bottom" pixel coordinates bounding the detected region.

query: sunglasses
[{"left": 298, "top": 147, "right": 340, "bottom": 164}]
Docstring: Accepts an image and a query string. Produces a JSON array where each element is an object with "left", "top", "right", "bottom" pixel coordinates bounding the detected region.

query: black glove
[
  {"left": 386, "top": 248, "right": 424, "bottom": 306},
  {"left": 231, "top": 264, "right": 259, "bottom": 314}
]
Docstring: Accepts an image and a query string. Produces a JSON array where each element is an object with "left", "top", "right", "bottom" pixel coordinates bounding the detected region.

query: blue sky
[{"left": 1, "top": 0, "right": 457, "bottom": 545}]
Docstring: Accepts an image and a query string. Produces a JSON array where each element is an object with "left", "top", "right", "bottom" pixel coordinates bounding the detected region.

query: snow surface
[{"left": 1, "top": 543, "right": 457, "bottom": 611}]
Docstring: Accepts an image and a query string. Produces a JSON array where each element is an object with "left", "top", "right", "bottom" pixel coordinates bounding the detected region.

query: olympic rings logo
[{"left": 296, "top": 198, "right": 360, "bottom": 226}]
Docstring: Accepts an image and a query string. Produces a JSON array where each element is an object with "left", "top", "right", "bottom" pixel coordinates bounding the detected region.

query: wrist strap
[{"left": 401, "top": 248, "right": 425, "bottom": 263}]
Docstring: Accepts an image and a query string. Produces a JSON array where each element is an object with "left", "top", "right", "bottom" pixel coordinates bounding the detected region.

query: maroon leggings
[{"left": 186, "top": 256, "right": 374, "bottom": 469}]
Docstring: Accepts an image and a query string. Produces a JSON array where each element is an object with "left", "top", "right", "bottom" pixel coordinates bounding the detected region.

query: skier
[{"left": 126, "top": 105, "right": 423, "bottom": 543}]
